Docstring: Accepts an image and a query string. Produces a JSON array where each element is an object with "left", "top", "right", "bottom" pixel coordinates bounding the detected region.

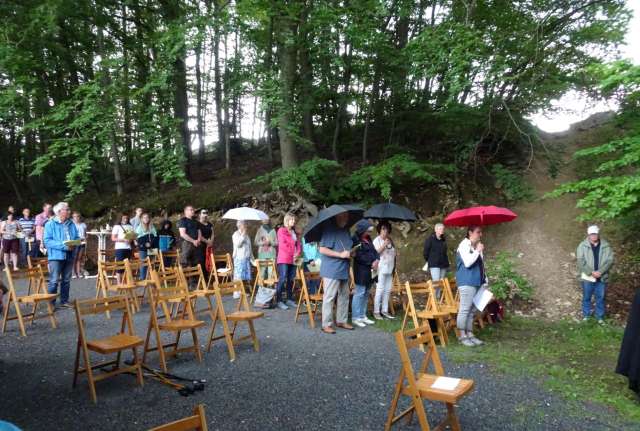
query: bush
[
  {"left": 486, "top": 251, "right": 533, "bottom": 302},
  {"left": 253, "top": 158, "right": 340, "bottom": 200},
  {"left": 491, "top": 163, "right": 534, "bottom": 203}
]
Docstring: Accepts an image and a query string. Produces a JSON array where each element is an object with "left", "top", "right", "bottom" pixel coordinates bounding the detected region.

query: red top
[{"left": 277, "top": 227, "right": 301, "bottom": 265}]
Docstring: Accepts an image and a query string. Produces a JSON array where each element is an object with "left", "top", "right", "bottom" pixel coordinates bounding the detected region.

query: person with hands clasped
[
  {"left": 232, "top": 220, "right": 253, "bottom": 299},
  {"left": 455, "top": 225, "right": 487, "bottom": 347},
  {"left": 319, "top": 211, "right": 354, "bottom": 334},
  {"left": 275, "top": 213, "right": 301, "bottom": 310},
  {"left": 373, "top": 221, "right": 396, "bottom": 320}
]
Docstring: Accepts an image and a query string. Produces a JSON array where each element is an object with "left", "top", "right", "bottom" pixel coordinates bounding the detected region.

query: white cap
[{"left": 587, "top": 225, "right": 599, "bottom": 235}]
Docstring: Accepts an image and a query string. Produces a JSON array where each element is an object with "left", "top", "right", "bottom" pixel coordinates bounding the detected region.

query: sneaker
[
  {"left": 276, "top": 302, "right": 289, "bottom": 310},
  {"left": 353, "top": 319, "right": 366, "bottom": 328},
  {"left": 459, "top": 337, "right": 475, "bottom": 347},
  {"left": 362, "top": 317, "right": 375, "bottom": 325},
  {"left": 597, "top": 319, "right": 605, "bottom": 325},
  {"left": 382, "top": 312, "right": 396, "bottom": 320},
  {"left": 582, "top": 317, "right": 589, "bottom": 322},
  {"left": 72, "top": 274, "right": 78, "bottom": 279},
  {"left": 60, "top": 302, "right": 73, "bottom": 309},
  {"left": 374, "top": 313, "right": 383, "bottom": 320},
  {"left": 467, "top": 335, "right": 484, "bottom": 346},
  {"left": 285, "top": 300, "right": 297, "bottom": 308}
]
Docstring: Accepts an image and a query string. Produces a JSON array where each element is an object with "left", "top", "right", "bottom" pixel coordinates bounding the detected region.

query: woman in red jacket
[{"left": 275, "top": 213, "right": 301, "bottom": 310}]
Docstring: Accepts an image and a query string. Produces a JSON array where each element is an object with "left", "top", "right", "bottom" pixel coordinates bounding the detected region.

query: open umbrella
[
  {"left": 222, "top": 207, "right": 269, "bottom": 221},
  {"left": 443, "top": 205, "right": 517, "bottom": 227},
  {"left": 364, "top": 202, "right": 416, "bottom": 222},
  {"left": 303, "top": 204, "right": 364, "bottom": 243}
]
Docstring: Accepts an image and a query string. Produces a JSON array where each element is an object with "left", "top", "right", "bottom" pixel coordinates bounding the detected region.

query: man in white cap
[{"left": 576, "top": 225, "right": 614, "bottom": 323}]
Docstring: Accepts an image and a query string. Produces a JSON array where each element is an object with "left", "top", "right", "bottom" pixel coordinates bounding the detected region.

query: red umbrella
[{"left": 444, "top": 205, "right": 517, "bottom": 227}]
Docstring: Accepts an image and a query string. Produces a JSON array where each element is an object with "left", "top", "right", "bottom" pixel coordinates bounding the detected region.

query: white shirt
[
  {"left": 457, "top": 238, "right": 482, "bottom": 268},
  {"left": 112, "top": 224, "right": 134, "bottom": 250},
  {"left": 374, "top": 235, "right": 396, "bottom": 274},
  {"left": 232, "top": 230, "right": 253, "bottom": 260}
]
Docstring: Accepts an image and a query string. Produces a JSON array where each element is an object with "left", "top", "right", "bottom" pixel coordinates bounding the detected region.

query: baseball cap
[{"left": 587, "top": 225, "right": 599, "bottom": 235}]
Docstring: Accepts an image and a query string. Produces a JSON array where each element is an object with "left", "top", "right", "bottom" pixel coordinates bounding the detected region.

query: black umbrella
[
  {"left": 364, "top": 202, "right": 416, "bottom": 222},
  {"left": 303, "top": 204, "right": 364, "bottom": 243}
]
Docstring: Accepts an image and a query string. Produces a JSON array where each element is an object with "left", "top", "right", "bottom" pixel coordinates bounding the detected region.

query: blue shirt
[
  {"left": 319, "top": 222, "right": 352, "bottom": 280},
  {"left": 302, "top": 239, "right": 320, "bottom": 262}
]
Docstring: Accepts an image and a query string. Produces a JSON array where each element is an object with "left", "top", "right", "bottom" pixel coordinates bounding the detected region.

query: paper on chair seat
[
  {"left": 217, "top": 267, "right": 231, "bottom": 273},
  {"left": 431, "top": 376, "right": 460, "bottom": 391}
]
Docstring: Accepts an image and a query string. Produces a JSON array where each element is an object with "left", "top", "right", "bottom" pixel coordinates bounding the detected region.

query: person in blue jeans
[
  {"left": 351, "top": 220, "right": 379, "bottom": 328},
  {"left": 43, "top": 202, "right": 79, "bottom": 308},
  {"left": 135, "top": 213, "right": 157, "bottom": 281},
  {"left": 576, "top": 225, "right": 614, "bottom": 323}
]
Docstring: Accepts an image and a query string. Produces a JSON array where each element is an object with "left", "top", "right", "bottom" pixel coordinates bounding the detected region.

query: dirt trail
[{"left": 486, "top": 116, "right": 613, "bottom": 320}]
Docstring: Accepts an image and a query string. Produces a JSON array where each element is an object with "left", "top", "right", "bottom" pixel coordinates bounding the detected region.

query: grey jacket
[{"left": 576, "top": 238, "right": 614, "bottom": 283}]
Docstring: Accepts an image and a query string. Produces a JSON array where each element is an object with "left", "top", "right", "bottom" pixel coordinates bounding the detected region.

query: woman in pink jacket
[{"left": 275, "top": 212, "right": 301, "bottom": 310}]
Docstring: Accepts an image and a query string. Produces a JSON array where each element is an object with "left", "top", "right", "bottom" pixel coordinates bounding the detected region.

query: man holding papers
[
  {"left": 576, "top": 225, "right": 614, "bottom": 323},
  {"left": 455, "top": 226, "right": 488, "bottom": 347},
  {"left": 43, "top": 202, "right": 80, "bottom": 309}
]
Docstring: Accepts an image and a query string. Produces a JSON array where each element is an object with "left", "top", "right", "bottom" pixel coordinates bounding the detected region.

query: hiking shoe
[
  {"left": 362, "top": 317, "right": 375, "bottom": 325},
  {"left": 467, "top": 336, "right": 484, "bottom": 346},
  {"left": 60, "top": 302, "right": 74, "bottom": 309},
  {"left": 382, "top": 312, "right": 396, "bottom": 320},
  {"left": 374, "top": 313, "right": 383, "bottom": 320},
  {"left": 285, "top": 300, "right": 297, "bottom": 308},
  {"left": 459, "top": 337, "right": 475, "bottom": 347},
  {"left": 276, "top": 302, "right": 289, "bottom": 310},
  {"left": 353, "top": 319, "right": 366, "bottom": 328}
]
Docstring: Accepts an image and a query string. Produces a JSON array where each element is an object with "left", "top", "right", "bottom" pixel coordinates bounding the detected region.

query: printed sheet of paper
[
  {"left": 473, "top": 286, "right": 494, "bottom": 312},
  {"left": 431, "top": 376, "right": 460, "bottom": 391},
  {"left": 581, "top": 273, "right": 597, "bottom": 283}
]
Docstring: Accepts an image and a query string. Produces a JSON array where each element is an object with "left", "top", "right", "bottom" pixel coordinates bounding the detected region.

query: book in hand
[
  {"left": 124, "top": 231, "right": 138, "bottom": 241},
  {"left": 581, "top": 273, "right": 597, "bottom": 283},
  {"left": 64, "top": 239, "right": 82, "bottom": 247}
]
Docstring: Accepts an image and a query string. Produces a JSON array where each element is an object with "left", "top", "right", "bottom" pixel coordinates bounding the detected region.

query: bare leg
[{"left": 11, "top": 252, "right": 18, "bottom": 271}]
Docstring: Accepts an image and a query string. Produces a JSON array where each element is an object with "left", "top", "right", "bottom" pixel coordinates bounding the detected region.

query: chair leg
[
  {"left": 142, "top": 323, "right": 153, "bottom": 365},
  {"left": 191, "top": 328, "right": 203, "bottom": 363},
  {"left": 174, "top": 330, "right": 182, "bottom": 355},
  {"left": 411, "top": 395, "right": 430, "bottom": 431},
  {"left": 132, "top": 347, "right": 144, "bottom": 388},
  {"left": 1, "top": 298, "right": 9, "bottom": 334},
  {"left": 156, "top": 327, "right": 168, "bottom": 373},
  {"left": 385, "top": 372, "right": 404, "bottom": 431},
  {"left": 248, "top": 320, "right": 259, "bottom": 352},
  {"left": 220, "top": 319, "right": 236, "bottom": 362},
  {"left": 46, "top": 301, "right": 58, "bottom": 329},
  {"left": 14, "top": 300, "right": 26, "bottom": 337},
  {"left": 446, "top": 403, "right": 461, "bottom": 431},
  {"left": 81, "top": 345, "right": 98, "bottom": 403},
  {"left": 72, "top": 339, "right": 81, "bottom": 388},
  {"left": 30, "top": 301, "right": 38, "bottom": 326}
]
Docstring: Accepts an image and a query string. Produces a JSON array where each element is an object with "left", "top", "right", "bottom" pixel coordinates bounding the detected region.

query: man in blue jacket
[{"left": 44, "top": 202, "right": 79, "bottom": 308}]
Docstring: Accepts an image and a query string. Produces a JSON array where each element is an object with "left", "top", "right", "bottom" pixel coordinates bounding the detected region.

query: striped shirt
[{"left": 18, "top": 217, "right": 35, "bottom": 237}]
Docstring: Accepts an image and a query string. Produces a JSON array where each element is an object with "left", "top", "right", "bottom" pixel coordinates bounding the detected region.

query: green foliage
[
  {"left": 486, "top": 251, "right": 533, "bottom": 302},
  {"left": 253, "top": 158, "right": 340, "bottom": 199},
  {"left": 491, "top": 164, "right": 534, "bottom": 203}
]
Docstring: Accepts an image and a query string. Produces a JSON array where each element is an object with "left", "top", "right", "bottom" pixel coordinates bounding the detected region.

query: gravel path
[{"left": 0, "top": 278, "right": 630, "bottom": 430}]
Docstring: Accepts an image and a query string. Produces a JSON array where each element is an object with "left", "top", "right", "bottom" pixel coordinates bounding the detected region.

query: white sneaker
[
  {"left": 374, "top": 314, "right": 383, "bottom": 320},
  {"left": 362, "top": 317, "right": 375, "bottom": 325},
  {"left": 467, "top": 335, "right": 484, "bottom": 346},
  {"left": 353, "top": 319, "right": 366, "bottom": 328},
  {"left": 382, "top": 312, "right": 396, "bottom": 320}
]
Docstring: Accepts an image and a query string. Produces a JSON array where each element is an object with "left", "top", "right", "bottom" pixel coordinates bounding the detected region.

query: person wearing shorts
[
  {"left": 111, "top": 214, "right": 134, "bottom": 284},
  {"left": 1, "top": 212, "right": 22, "bottom": 271}
]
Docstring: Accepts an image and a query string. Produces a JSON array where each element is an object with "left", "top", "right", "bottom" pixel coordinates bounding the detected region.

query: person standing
[
  {"left": 35, "top": 203, "right": 52, "bottom": 256},
  {"left": 135, "top": 213, "right": 157, "bottom": 281},
  {"left": 423, "top": 223, "right": 450, "bottom": 281},
  {"left": 178, "top": 205, "right": 202, "bottom": 268},
  {"left": 130, "top": 207, "right": 143, "bottom": 231},
  {"left": 319, "top": 212, "right": 354, "bottom": 334},
  {"left": 302, "top": 238, "right": 321, "bottom": 294},
  {"left": 456, "top": 225, "right": 487, "bottom": 347},
  {"left": 275, "top": 213, "right": 301, "bottom": 310},
  {"left": 616, "top": 288, "right": 640, "bottom": 395},
  {"left": 255, "top": 218, "right": 278, "bottom": 280},
  {"left": 158, "top": 219, "right": 176, "bottom": 267},
  {"left": 44, "top": 202, "right": 79, "bottom": 308},
  {"left": 197, "top": 210, "right": 214, "bottom": 278},
  {"left": 351, "top": 220, "right": 379, "bottom": 328},
  {"left": 373, "top": 221, "right": 397, "bottom": 320},
  {"left": 232, "top": 220, "right": 253, "bottom": 299},
  {"left": 18, "top": 208, "right": 35, "bottom": 267},
  {"left": 577, "top": 225, "right": 614, "bottom": 323},
  {"left": 71, "top": 212, "right": 87, "bottom": 278},
  {"left": 1, "top": 212, "right": 22, "bottom": 270},
  {"left": 111, "top": 214, "right": 134, "bottom": 284}
]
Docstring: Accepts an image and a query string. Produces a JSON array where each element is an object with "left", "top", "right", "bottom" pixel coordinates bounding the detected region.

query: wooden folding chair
[
  {"left": 27, "top": 256, "right": 50, "bottom": 285},
  {"left": 144, "top": 270, "right": 206, "bottom": 372},
  {"left": 126, "top": 258, "right": 155, "bottom": 307},
  {"left": 95, "top": 260, "right": 141, "bottom": 316},
  {"left": 206, "top": 280, "right": 264, "bottom": 362},
  {"left": 149, "top": 404, "right": 208, "bottom": 431},
  {"left": 294, "top": 267, "right": 324, "bottom": 329},
  {"left": 207, "top": 252, "right": 233, "bottom": 287},
  {"left": 1, "top": 267, "right": 57, "bottom": 337},
  {"left": 389, "top": 270, "right": 405, "bottom": 315},
  {"left": 441, "top": 277, "right": 485, "bottom": 331},
  {"left": 385, "top": 324, "right": 474, "bottom": 431},
  {"left": 73, "top": 295, "right": 144, "bottom": 403},
  {"left": 250, "top": 259, "right": 278, "bottom": 304},
  {"left": 159, "top": 249, "right": 181, "bottom": 272},
  {"left": 402, "top": 281, "right": 450, "bottom": 346},
  {"left": 178, "top": 264, "right": 215, "bottom": 319}
]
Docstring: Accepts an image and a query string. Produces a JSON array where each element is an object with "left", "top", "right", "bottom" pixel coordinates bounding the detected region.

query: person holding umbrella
[{"left": 232, "top": 220, "right": 254, "bottom": 299}]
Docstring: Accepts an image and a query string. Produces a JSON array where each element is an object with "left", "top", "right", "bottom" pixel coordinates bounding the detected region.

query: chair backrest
[
  {"left": 254, "top": 259, "right": 277, "bottom": 280},
  {"left": 394, "top": 324, "right": 445, "bottom": 386},
  {"left": 74, "top": 295, "right": 137, "bottom": 342},
  {"left": 159, "top": 249, "right": 181, "bottom": 271},
  {"left": 178, "top": 265, "right": 207, "bottom": 291},
  {"left": 208, "top": 252, "right": 233, "bottom": 286},
  {"left": 27, "top": 256, "right": 49, "bottom": 275},
  {"left": 99, "top": 260, "right": 132, "bottom": 288},
  {"left": 403, "top": 281, "right": 438, "bottom": 329},
  {"left": 443, "top": 277, "right": 459, "bottom": 303},
  {"left": 3, "top": 266, "right": 46, "bottom": 295},
  {"left": 148, "top": 404, "right": 208, "bottom": 431},
  {"left": 213, "top": 280, "right": 252, "bottom": 318},
  {"left": 149, "top": 269, "right": 194, "bottom": 321}
]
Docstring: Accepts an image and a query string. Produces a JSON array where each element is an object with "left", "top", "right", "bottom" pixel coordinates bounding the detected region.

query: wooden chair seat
[
  {"left": 87, "top": 333, "right": 144, "bottom": 355},
  {"left": 416, "top": 310, "right": 450, "bottom": 319},
  {"left": 159, "top": 319, "right": 205, "bottom": 331},
  {"left": 18, "top": 293, "right": 58, "bottom": 303},
  {"left": 309, "top": 293, "right": 323, "bottom": 301},
  {"left": 227, "top": 310, "right": 264, "bottom": 321},
  {"left": 409, "top": 373, "right": 475, "bottom": 403}
]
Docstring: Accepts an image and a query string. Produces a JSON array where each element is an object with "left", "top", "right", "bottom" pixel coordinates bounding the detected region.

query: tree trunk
[
  {"left": 331, "top": 43, "right": 353, "bottom": 161},
  {"left": 213, "top": 0, "right": 226, "bottom": 167},
  {"left": 299, "top": 2, "right": 314, "bottom": 145},
  {"left": 195, "top": 40, "right": 206, "bottom": 165},
  {"left": 276, "top": 9, "right": 298, "bottom": 169}
]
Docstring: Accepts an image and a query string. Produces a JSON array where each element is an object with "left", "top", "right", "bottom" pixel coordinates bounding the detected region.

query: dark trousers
[{"left": 276, "top": 263, "right": 297, "bottom": 303}]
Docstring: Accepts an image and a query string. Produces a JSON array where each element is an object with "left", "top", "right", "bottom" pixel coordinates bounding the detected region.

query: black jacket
[
  {"left": 352, "top": 234, "right": 379, "bottom": 287},
  {"left": 423, "top": 233, "right": 449, "bottom": 268}
]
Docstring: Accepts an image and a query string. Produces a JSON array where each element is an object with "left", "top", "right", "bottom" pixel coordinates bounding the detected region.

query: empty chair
[
  {"left": 294, "top": 267, "right": 324, "bottom": 329},
  {"left": 148, "top": 404, "right": 208, "bottom": 431},
  {"left": 73, "top": 295, "right": 144, "bottom": 403},
  {"left": 402, "top": 281, "right": 450, "bottom": 346},
  {"left": 207, "top": 252, "right": 233, "bottom": 287}
]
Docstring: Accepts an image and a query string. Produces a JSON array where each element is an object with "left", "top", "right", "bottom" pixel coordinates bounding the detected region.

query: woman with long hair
[{"left": 373, "top": 221, "right": 396, "bottom": 320}]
